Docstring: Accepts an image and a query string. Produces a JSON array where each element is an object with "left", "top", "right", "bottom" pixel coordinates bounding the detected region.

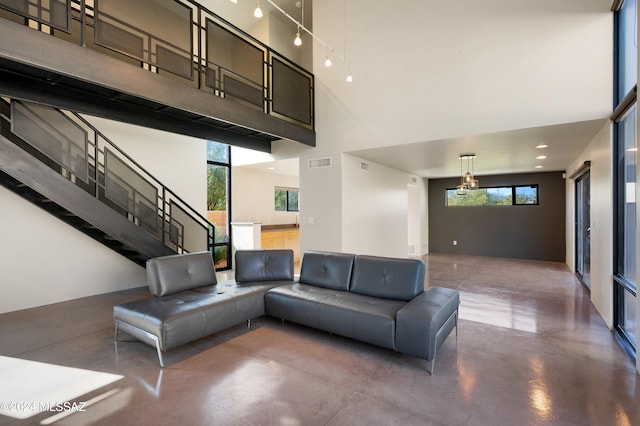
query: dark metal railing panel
[
  {"left": 11, "top": 100, "right": 89, "bottom": 182},
  {"left": 0, "top": 0, "right": 70, "bottom": 32},
  {"left": 104, "top": 147, "right": 159, "bottom": 231},
  {"left": 94, "top": 0, "right": 194, "bottom": 80},
  {"left": 270, "top": 55, "right": 314, "bottom": 127},
  {"left": 1, "top": 0, "right": 315, "bottom": 130},
  {"left": 3, "top": 97, "right": 214, "bottom": 257},
  {"left": 204, "top": 18, "right": 265, "bottom": 109},
  {"left": 168, "top": 200, "right": 208, "bottom": 253}
]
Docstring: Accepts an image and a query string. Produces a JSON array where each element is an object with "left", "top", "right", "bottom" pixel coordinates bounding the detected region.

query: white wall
[
  {"left": 0, "top": 186, "right": 146, "bottom": 314},
  {"left": 299, "top": 151, "right": 343, "bottom": 253},
  {"left": 299, "top": 0, "right": 611, "bottom": 256},
  {"left": 311, "top": 0, "right": 611, "bottom": 152},
  {"left": 232, "top": 166, "right": 299, "bottom": 226},
  {"left": 342, "top": 154, "right": 414, "bottom": 257},
  {"left": 84, "top": 116, "right": 207, "bottom": 213},
  {"left": 0, "top": 117, "right": 207, "bottom": 314},
  {"left": 565, "top": 122, "right": 613, "bottom": 329}
]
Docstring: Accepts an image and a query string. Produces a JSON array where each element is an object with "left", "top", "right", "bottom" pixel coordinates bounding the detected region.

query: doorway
[{"left": 575, "top": 171, "right": 591, "bottom": 289}]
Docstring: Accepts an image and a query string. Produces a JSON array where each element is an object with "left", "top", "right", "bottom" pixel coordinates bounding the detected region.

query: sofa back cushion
[
  {"left": 235, "top": 249, "right": 294, "bottom": 283},
  {"left": 349, "top": 255, "right": 425, "bottom": 301},
  {"left": 146, "top": 251, "right": 217, "bottom": 297},
  {"left": 299, "top": 251, "right": 355, "bottom": 291}
]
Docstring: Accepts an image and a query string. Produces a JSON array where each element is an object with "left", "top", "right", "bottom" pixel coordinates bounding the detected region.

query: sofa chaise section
[{"left": 114, "top": 250, "right": 294, "bottom": 367}]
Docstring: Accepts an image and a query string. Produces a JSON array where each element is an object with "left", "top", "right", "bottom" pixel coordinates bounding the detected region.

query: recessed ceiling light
[
  {"left": 536, "top": 155, "right": 547, "bottom": 160},
  {"left": 535, "top": 165, "right": 543, "bottom": 169},
  {"left": 268, "top": 167, "right": 275, "bottom": 170},
  {"left": 536, "top": 144, "right": 548, "bottom": 149}
]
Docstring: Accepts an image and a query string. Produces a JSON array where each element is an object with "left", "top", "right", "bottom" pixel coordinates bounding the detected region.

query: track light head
[{"left": 254, "top": 2, "right": 263, "bottom": 18}]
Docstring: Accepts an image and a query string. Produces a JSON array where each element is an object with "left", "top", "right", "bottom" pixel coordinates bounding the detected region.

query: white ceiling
[
  {"left": 204, "top": 1, "right": 609, "bottom": 181},
  {"left": 240, "top": 118, "right": 606, "bottom": 180},
  {"left": 235, "top": 157, "right": 300, "bottom": 177},
  {"left": 348, "top": 119, "right": 607, "bottom": 179}
]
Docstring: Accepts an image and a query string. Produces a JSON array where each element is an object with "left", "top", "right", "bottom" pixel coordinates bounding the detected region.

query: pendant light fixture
[
  {"left": 457, "top": 153, "right": 479, "bottom": 193},
  {"left": 457, "top": 155, "right": 467, "bottom": 195},
  {"left": 344, "top": 0, "right": 352, "bottom": 82},
  {"left": 253, "top": 1, "right": 263, "bottom": 18},
  {"left": 293, "top": 0, "right": 304, "bottom": 46},
  {"left": 324, "top": 47, "right": 332, "bottom": 67},
  {"left": 294, "top": 26, "right": 302, "bottom": 46}
]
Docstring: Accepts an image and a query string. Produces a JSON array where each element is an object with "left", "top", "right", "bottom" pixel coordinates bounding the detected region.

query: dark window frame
[
  {"left": 445, "top": 184, "right": 539, "bottom": 207},
  {"left": 275, "top": 187, "right": 299, "bottom": 212}
]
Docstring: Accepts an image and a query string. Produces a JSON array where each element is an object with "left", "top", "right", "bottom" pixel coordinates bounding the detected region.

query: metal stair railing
[{"left": 0, "top": 96, "right": 214, "bottom": 257}]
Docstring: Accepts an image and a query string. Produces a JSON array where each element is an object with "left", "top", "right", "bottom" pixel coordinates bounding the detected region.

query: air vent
[
  {"left": 360, "top": 161, "right": 370, "bottom": 172},
  {"left": 411, "top": 176, "right": 418, "bottom": 184},
  {"left": 308, "top": 157, "right": 332, "bottom": 169}
]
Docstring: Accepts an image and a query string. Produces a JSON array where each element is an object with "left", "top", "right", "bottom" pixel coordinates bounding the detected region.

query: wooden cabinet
[
  {"left": 261, "top": 228, "right": 300, "bottom": 261},
  {"left": 261, "top": 231, "right": 284, "bottom": 249},
  {"left": 283, "top": 230, "right": 300, "bottom": 261}
]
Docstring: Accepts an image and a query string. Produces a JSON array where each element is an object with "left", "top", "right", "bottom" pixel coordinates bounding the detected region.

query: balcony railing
[{"left": 0, "top": 0, "right": 314, "bottom": 130}]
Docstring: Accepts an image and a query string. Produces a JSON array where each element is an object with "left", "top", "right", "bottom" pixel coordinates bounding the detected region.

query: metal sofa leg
[
  {"left": 455, "top": 309, "right": 459, "bottom": 339},
  {"left": 153, "top": 336, "right": 165, "bottom": 368},
  {"left": 114, "top": 319, "right": 165, "bottom": 367},
  {"left": 428, "top": 347, "right": 437, "bottom": 375}
]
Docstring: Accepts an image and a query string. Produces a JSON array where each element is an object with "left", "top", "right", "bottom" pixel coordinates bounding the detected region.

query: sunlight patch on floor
[
  {"left": 458, "top": 291, "right": 538, "bottom": 333},
  {"left": 0, "top": 356, "right": 123, "bottom": 420}
]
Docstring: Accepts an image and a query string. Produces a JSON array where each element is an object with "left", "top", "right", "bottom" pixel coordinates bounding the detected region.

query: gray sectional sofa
[{"left": 114, "top": 249, "right": 459, "bottom": 373}]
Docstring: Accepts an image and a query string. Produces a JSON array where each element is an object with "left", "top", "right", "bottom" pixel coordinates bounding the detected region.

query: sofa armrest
[{"left": 395, "top": 287, "right": 459, "bottom": 362}]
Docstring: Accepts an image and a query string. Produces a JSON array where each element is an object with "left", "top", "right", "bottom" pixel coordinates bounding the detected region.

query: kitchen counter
[{"left": 261, "top": 224, "right": 300, "bottom": 231}]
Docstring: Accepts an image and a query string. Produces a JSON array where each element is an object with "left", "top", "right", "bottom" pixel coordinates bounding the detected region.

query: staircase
[{"left": 0, "top": 97, "right": 214, "bottom": 266}]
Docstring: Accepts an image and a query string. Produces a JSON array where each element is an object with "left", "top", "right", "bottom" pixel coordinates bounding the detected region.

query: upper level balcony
[{"left": 0, "top": 0, "right": 315, "bottom": 152}]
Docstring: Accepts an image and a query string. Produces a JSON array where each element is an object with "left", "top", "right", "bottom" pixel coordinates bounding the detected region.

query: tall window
[
  {"left": 207, "top": 141, "right": 231, "bottom": 270},
  {"left": 613, "top": 0, "right": 637, "bottom": 356}
]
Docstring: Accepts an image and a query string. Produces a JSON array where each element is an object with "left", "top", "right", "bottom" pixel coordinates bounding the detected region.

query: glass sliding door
[
  {"left": 576, "top": 172, "right": 591, "bottom": 289},
  {"left": 612, "top": 0, "right": 637, "bottom": 358},
  {"left": 614, "top": 103, "right": 637, "bottom": 354}
]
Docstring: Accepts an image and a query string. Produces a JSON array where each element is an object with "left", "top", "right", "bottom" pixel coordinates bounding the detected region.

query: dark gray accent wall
[{"left": 428, "top": 171, "right": 566, "bottom": 262}]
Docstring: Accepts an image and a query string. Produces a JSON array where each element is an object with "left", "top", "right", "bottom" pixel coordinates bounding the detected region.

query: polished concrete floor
[{"left": 0, "top": 254, "right": 639, "bottom": 425}]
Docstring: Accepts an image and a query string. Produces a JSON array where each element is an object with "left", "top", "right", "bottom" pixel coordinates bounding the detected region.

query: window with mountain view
[{"left": 446, "top": 185, "right": 538, "bottom": 207}]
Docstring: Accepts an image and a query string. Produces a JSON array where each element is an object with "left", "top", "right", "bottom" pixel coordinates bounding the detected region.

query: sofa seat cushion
[
  {"left": 235, "top": 250, "right": 294, "bottom": 283},
  {"left": 298, "top": 251, "right": 355, "bottom": 291},
  {"left": 350, "top": 255, "right": 425, "bottom": 302},
  {"left": 265, "top": 284, "right": 405, "bottom": 350},
  {"left": 114, "top": 281, "right": 285, "bottom": 352}
]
